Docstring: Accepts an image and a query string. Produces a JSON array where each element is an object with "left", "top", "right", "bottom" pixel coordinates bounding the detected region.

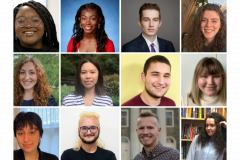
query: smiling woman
[{"left": 14, "top": 1, "right": 59, "bottom": 52}]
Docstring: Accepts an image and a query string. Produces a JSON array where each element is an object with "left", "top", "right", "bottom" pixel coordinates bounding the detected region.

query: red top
[
  {"left": 121, "top": 93, "right": 176, "bottom": 106},
  {"left": 67, "top": 36, "right": 115, "bottom": 52}
]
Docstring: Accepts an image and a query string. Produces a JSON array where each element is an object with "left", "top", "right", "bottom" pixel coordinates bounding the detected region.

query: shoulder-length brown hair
[
  {"left": 14, "top": 57, "right": 52, "bottom": 106},
  {"left": 74, "top": 57, "right": 104, "bottom": 96},
  {"left": 189, "top": 57, "right": 226, "bottom": 106},
  {"left": 184, "top": 3, "right": 226, "bottom": 52}
]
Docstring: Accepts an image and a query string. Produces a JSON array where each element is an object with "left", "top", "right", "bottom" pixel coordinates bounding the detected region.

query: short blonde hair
[{"left": 73, "top": 111, "right": 105, "bottom": 151}]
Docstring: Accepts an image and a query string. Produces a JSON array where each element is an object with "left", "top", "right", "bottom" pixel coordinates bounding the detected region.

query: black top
[
  {"left": 14, "top": 148, "right": 58, "bottom": 160},
  {"left": 22, "top": 95, "right": 57, "bottom": 106},
  {"left": 61, "top": 147, "right": 116, "bottom": 160},
  {"left": 14, "top": 40, "right": 59, "bottom": 52}
]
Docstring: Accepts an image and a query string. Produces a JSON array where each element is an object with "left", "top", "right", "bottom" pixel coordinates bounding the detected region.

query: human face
[
  {"left": 78, "top": 117, "right": 100, "bottom": 144},
  {"left": 79, "top": 9, "right": 102, "bottom": 34},
  {"left": 142, "top": 62, "right": 171, "bottom": 98},
  {"left": 15, "top": 6, "right": 45, "bottom": 49},
  {"left": 16, "top": 124, "right": 41, "bottom": 154},
  {"left": 19, "top": 62, "right": 38, "bottom": 91},
  {"left": 80, "top": 62, "right": 99, "bottom": 90},
  {"left": 136, "top": 117, "right": 161, "bottom": 149},
  {"left": 206, "top": 118, "right": 216, "bottom": 137},
  {"left": 201, "top": 10, "right": 221, "bottom": 44},
  {"left": 198, "top": 74, "right": 222, "bottom": 97},
  {"left": 138, "top": 9, "right": 162, "bottom": 40}
]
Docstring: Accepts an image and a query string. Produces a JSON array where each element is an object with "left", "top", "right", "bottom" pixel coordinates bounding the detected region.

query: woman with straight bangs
[
  {"left": 182, "top": 57, "right": 226, "bottom": 106},
  {"left": 14, "top": 57, "right": 57, "bottom": 106},
  {"left": 183, "top": 3, "right": 226, "bottom": 52},
  {"left": 67, "top": 3, "right": 115, "bottom": 52},
  {"left": 187, "top": 112, "right": 226, "bottom": 160},
  {"left": 14, "top": 1, "right": 59, "bottom": 52},
  {"left": 62, "top": 57, "right": 113, "bottom": 106},
  {"left": 14, "top": 112, "right": 58, "bottom": 160}
]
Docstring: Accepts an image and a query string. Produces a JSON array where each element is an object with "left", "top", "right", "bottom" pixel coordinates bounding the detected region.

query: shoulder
[
  {"left": 183, "top": 47, "right": 189, "bottom": 52},
  {"left": 67, "top": 36, "right": 77, "bottom": 52},
  {"left": 41, "top": 151, "right": 59, "bottom": 160},
  {"left": 48, "top": 95, "right": 57, "bottom": 106},
  {"left": 134, "top": 152, "right": 143, "bottom": 159},
  {"left": 93, "top": 95, "right": 113, "bottom": 106},
  {"left": 158, "top": 37, "right": 173, "bottom": 45},
  {"left": 160, "top": 96, "right": 176, "bottom": 106},
  {"left": 14, "top": 149, "right": 24, "bottom": 159},
  {"left": 62, "top": 93, "right": 84, "bottom": 106},
  {"left": 105, "top": 38, "right": 115, "bottom": 52},
  {"left": 45, "top": 46, "right": 59, "bottom": 52},
  {"left": 122, "top": 36, "right": 141, "bottom": 52},
  {"left": 121, "top": 94, "right": 143, "bottom": 106},
  {"left": 165, "top": 147, "right": 180, "bottom": 159},
  {"left": 181, "top": 93, "right": 195, "bottom": 106},
  {"left": 61, "top": 148, "right": 77, "bottom": 160},
  {"left": 157, "top": 37, "right": 175, "bottom": 52},
  {"left": 97, "top": 147, "right": 116, "bottom": 159}
]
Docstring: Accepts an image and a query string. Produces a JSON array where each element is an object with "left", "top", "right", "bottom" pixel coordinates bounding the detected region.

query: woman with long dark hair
[{"left": 67, "top": 3, "right": 114, "bottom": 52}]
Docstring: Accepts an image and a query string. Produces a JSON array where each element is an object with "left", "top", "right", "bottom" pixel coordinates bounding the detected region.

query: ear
[
  {"left": 158, "top": 20, "right": 162, "bottom": 28},
  {"left": 157, "top": 127, "right": 161, "bottom": 135},
  {"left": 78, "top": 128, "right": 80, "bottom": 134},
  {"left": 78, "top": 17, "right": 81, "bottom": 22},
  {"left": 99, "top": 17, "right": 102, "bottom": 23},
  {"left": 136, "top": 128, "right": 138, "bottom": 133},
  {"left": 141, "top": 72, "right": 146, "bottom": 82},
  {"left": 98, "top": 127, "right": 101, "bottom": 134},
  {"left": 138, "top": 20, "right": 142, "bottom": 28}
]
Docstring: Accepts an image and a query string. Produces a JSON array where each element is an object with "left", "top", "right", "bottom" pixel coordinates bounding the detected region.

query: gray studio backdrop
[{"left": 121, "top": 0, "right": 180, "bottom": 52}]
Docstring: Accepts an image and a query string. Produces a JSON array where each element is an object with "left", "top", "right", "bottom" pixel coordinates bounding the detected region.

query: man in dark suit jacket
[{"left": 122, "top": 3, "right": 175, "bottom": 52}]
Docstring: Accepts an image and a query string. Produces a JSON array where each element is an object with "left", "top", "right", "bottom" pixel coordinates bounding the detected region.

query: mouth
[
  {"left": 84, "top": 81, "right": 93, "bottom": 85},
  {"left": 23, "top": 144, "right": 32, "bottom": 148},
  {"left": 142, "top": 136, "right": 151, "bottom": 141},
  {"left": 23, "top": 31, "right": 36, "bottom": 36},
  {"left": 154, "top": 85, "right": 165, "bottom": 90},
  {"left": 84, "top": 26, "right": 93, "bottom": 30},
  {"left": 204, "top": 29, "right": 213, "bottom": 33},
  {"left": 22, "top": 81, "right": 32, "bottom": 85},
  {"left": 206, "top": 86, "right": 216, "bottom": 90},
  {"left": 148, "top": 29, "right": 155, "bottom": 32}
]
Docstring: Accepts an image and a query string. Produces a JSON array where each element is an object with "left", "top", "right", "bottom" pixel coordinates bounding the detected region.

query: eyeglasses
[
  {"left": 79, "top": 126, "right": 99, "bottom": 133},
  {"left": 15, "top": 16, "right": 42, "bottom": 28}
]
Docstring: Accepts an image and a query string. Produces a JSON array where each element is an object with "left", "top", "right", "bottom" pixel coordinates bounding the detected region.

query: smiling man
[
  {"left": 61, "top": 111, "right": 116, "bottom": 160},
  {"left": 122, "top": 3, "right": 175, "bottom": 52},
  {"left": 135, "top": 112, "right": 179, "bottom": 160},
  {"left": 122, "top": 55, "right": 176, "bottom": 106}
]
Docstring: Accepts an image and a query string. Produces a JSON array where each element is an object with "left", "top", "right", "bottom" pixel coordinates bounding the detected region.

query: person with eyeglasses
[
  {"left": 14, "top": 1, "right": 59, "bottom": 52},
  {"left": 61, "top": 111, "right": 116, "bottom": 160}
]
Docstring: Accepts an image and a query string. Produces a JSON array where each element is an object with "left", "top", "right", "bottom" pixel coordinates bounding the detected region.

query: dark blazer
[
  {"left": 14, "top": 148, "right": 59, "bottom": 160},
  {"left": 122, "top": 34, "right": 175, "bottom": 52}
]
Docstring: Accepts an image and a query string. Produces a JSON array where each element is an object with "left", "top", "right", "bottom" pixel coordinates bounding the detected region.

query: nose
[
  {"left": 207, "top": 76, "right": 214, "bottom": 84},
  {"left": 25, "top": 20, "right": 32, "bottom": 28},
  {"left": 157, "top": 76, "right": 164, "bottom": 84},
  {"left": 86, "top": 72, "right": 90, "bottom": 79},
  {"left": 86, "top": 18, "right": 90, "bottom": 24},
  {"left": 23, "top": 133, "right": 29, "bottom": 142},
  {"left": 150, "top": 20, "right": 154, "bottom": 27},
  {"left": 206, "top": 20, "right": 211, "bottom": 27},
  {"left": 142, "top": 128, "right": 149, "bottom": 134}
]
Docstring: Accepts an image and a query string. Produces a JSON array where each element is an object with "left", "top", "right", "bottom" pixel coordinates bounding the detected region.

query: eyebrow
[
  {"left": 202, "top": 17, "right": 219, "bottom": 20},
  {"left": 81, "top": 15, "right": 96, "bottom": 18},
  {"left": 143, "top": 17, "right": 159, "bottom": 20},
  {"left": 20, "top": 69, "right": 36, "bottom": 71},
  {"left": 151, "top": 71, "right": 171, "bottom": 76}
]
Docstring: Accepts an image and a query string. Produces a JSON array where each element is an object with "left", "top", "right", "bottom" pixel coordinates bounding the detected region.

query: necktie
[{"left": 150, "top": 43, "right": 156, "bottom": 52}]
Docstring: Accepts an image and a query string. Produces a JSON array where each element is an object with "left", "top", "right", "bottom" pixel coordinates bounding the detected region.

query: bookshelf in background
[{"left": 181, "top": 108, "right": 227, "bottom": 160}]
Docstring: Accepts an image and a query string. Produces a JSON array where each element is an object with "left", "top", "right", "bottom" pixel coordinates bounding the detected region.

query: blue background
[{"left": 61, "top": 0, "right": 119, "bottom": 52}]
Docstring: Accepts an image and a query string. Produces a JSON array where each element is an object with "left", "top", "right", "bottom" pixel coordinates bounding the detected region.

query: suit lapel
[
  {"left": 137, "top": 34, "right": 150, "bottom": 52},
  {"left": 157, "top": 37, "right": 163, "bottom": 52}
]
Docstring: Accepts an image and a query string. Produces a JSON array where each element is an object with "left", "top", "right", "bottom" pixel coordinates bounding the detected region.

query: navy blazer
[{"left": 122, "top": 34, "right": 175, "bottom": 52}]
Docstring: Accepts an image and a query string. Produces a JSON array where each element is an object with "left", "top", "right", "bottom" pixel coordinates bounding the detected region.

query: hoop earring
[
  {"left": 80, "top": 23, "right": 82, "bottom": 28},
  {"left": 98, "top": 24, "right": 100, "bottom": 29}
]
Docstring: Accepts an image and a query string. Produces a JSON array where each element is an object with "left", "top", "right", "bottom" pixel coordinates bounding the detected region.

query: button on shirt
[
  {"left": 142, "top": 34, "right": 159, "bottom": 52},
  {"left": 134, "top": 141, "right": 180, "bottom": 160}
]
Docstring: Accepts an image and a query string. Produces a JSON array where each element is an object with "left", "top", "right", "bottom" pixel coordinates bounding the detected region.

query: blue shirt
[
  {"left": 22, "top": 95, "right": 57, "bottom": 106},
  {"left": 187, "top": 135, "right": 226, "bottom": 160}
]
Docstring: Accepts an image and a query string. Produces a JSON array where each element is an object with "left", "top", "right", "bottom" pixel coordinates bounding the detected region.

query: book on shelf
[{"left": 183, "top": 141, "right": 186, "bottom": 159}]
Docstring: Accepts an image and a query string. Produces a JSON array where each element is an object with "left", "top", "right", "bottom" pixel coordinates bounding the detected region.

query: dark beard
[
  {"left": 79, "top": 133, "right": 99, "bottom": 144},
  {"left": 145, "top": 86, "right": 162, "bottom": 99}
]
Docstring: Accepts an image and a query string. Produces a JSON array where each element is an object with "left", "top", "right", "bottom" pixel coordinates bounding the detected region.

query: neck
[
  {"left": 23, "top": 148, "right": 39, "bottom": 160},
  {"left": 83, "top": 32, "right": 96, "bottom": 40},
  {"left": 23, "top": 89, "right": 34, "bottom": 100},
  {"left": 82, "top": 142, "right": 98, "bottom": 153},
  {"left": 84, "top": 87, "right": 97, "bottom": 97},
  {"left": 205, "top": 38, "right": 214, "bottom": 46},
  {"left": 142, "top": 33, "right": 156, "bottom": 42},
  {"left": 144, "top": 140, "right": 158, "bottom": 156},
  {"left": 20, "top": 41, "right": 44, "bottom": 50},
  {"left": 140, "top": 90, "right": 161, "bottom": 106}
]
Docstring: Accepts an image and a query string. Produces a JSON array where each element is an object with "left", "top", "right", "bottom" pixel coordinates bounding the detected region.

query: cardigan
[
  {"left": 14, "top": 148, "right": 58, "bottom": 160},
  {"left": 67, "top": 37, "right": 115, "bottom": 52}
]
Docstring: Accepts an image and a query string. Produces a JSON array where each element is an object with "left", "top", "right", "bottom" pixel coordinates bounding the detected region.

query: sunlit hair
[
  {"left": 74, "top": 57, "right": 104, "bottom": 96},
  {"left": 189, "top": 57, "right": 226, "bottom": 106},
  {"left": 14, "top": 57, "right": 52, "bottom": 106},
  {"left": 197, "top": 112, "right": 226, "bottom": 155},
  {"left": 71, "top": 3, "right": 108, "bottom": 52},
  {"left": 139, "top": 3, "right": 161, "bottom": 20},
  {"left": 138, "top": 112, "right": 160, "bottom": 126},
  {"left": 184, "top": 3, "right": 226, "bottom": 52},
  {"left": 14, "top": 111, "right": 43, "bottom": 147},
  {"left": 73, "top": 111, "right": 105, "bottom": 151}
]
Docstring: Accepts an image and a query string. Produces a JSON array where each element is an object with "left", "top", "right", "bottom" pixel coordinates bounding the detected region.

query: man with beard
[
  {"left": 122, "top": 55, "right": 176, "bottom": 106},
  {"left": 135, "top": 112, "right": 179, "bottom": 159},
  {"left": 61, "top": 111, "right": 116, "bottom": 160}
]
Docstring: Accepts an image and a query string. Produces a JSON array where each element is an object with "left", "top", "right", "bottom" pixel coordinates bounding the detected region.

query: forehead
[
  {"left": 81, "top": 62, "right": 98, "bottom": 70},
  {"left": 17, "top": 123, "right": 37, "bottom": 131},
  {"left": 137, "top": 116, "right": 158, "bottom": 127},
  {"left": 206, "top": 118, "right": 215, "bottom": 124},
  {"left": 81, "top": 9, "right": 98, "bottom": 16},
  {"left": 21, "top": 62, "right": 36, "bottom": 70},
  {"left": 147, "top": 62, "right": 170, "bottom": 73},
  {"left": 203, "top": 10, "right": 220, "bottom": 19},
  {"left": 80, "top": 117, "right": 98, "bottom": 126},
  {"left": 141, "top": 9, "right": 159, "bottom": 19},
  {"left": 16, "top": 6, "right": 39, "bottom": 19}
]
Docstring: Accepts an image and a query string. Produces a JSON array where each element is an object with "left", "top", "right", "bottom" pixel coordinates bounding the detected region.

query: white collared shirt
[{"left": 142, "top": 34, "right": 159, "bottom": 52}]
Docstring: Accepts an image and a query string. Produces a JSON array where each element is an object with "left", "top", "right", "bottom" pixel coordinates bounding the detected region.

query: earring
[
  {"left": 39, "top": 139, "right": 41, "bottom": 144},
  {"left": 15, "top": 34, "right": 17, "bottom": 40},
  {"left": 98, "top": 24, "right": 100, "bottom": 29},
  {"left": 80, "top": 23, "right": 82, "bottom": 28},
  {"left": 45, "top": 32, "right": 48, "bottom": 37}
]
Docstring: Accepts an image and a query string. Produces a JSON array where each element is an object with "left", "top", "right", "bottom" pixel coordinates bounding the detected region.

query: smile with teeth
[
  {"left": 85, "top": 81, "right": 92, "bottom": 84},
  {"left": 142, "top": 136, "right": 151, "bottom": 141},
  {"left": 24, "top": 31, "right": 35, "bottom": 35},
  {"left": 23, "top": 81, "right": 32, "bottom": 85},
  {"left": 84, "top": 26, "right": 93, "bottom": 30}
]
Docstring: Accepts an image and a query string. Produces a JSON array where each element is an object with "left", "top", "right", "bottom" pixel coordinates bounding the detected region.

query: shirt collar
[
  {"left": 141, "top": 141, "right": 171, "bottom": 158},
  {"left": 141, "top": 33, "right": 159, "bottom": 52}
]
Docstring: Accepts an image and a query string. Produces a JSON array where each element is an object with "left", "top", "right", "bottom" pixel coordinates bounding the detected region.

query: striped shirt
[{"left": 62, "top": 93, "right": 113, "bottom": 106}]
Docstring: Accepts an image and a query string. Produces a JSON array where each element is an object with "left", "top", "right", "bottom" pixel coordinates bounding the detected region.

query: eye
[
  {"left": 20, "top": 72, "right": 25, "bottom": 74},
  {"left": 17, "top": 132, "right": 23, "bottom": 136},
  {"left": 144, "top": 19, "right": 148, "bottom": 21},
  {"left": 202, "top": 19, "right": 207, "bottom": 22},
  {"left": 30, "top": 72, "right": 35, "bottom": 75},
  {"left": 164, "top": 75, "right": 170, "bottom": 78},
  {"left": 91, "top": 72, "right": 95, "bottom": 74},
  {"left": 82, "top": 126, "right": 88, "bottom": 130},
  {"left": 152, "top": 74, "right": 158, "bottom": 76},
  {"left": 213, "top": 75, "right": 220, "bottom": 78},
  {"left": 82, "top": 18, "right": 86, "bottom": 20},
  {"left": 81, "top": 72, "right": 86, "bottom": 74},
  {"left": 30, "top": 131, "right": 35, "bottom": 134},
  {"left": 90, "top": 126, "right": 97, "bottom": 129},
  {"left": 91, "top": 18, "right": 96, "bottom": 20}
]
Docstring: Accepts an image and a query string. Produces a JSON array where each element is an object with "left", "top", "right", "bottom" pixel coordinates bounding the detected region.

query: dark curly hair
[
  {"left": 184, "top": 3, "right": 226, "bottom": 52},
  {"left": 14, "top": 0, "right": 59, "bottom": 50},
  {"left": 197, "top": 112, "right": 226, "bottom": 155},
  {"left": 71, "top": 3, "right": 108, "bottom": 52}
]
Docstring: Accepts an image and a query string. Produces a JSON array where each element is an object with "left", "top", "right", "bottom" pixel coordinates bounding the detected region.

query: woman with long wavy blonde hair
[
  {"left": 14, "top": 57, "right": 57, "bottom": 106},
  {"left": 183, "top": 3, "right": 226, "bottom": 52}
]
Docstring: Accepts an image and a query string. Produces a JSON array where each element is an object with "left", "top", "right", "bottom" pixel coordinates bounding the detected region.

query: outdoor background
[
  {"left": 61, "top": 54, "right": 119, "bottom": 106},
  {"left": 13, "top": 54, "right": 59, "bottom": 105}
]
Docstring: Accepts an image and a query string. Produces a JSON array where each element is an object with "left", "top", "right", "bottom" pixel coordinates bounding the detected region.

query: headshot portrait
[
  {"left": 14, "top": 54, "right": 59, "bottom": 106},
  {"left": 121, "top": 0, "right": 180, "bottom": 52},
  {"left": 13, "top": 108, "right": 59, "bottom": 160},
  {"left": 61, "top": 0, "right": 119, "bottom": 52},
  {"left": 121, "top": 108, "right": 180, "bottom": 160},
  {"left": 181, "top": 54, "right": 226, "bottom": 106},
  {"left": 182, "top": 1, "right": 227, "bottom": 52},
  {"left": 61, "top": 108, "right": 119, "bottom": 160},
  {"left": 61, "top": 54, "right": 119, "bottom": 106},
  {"left": 121, "top": 54, "right": 180, "bottom": 106},
  {"left": 13, "top": 0, "right": 59, "bottom": 52}
]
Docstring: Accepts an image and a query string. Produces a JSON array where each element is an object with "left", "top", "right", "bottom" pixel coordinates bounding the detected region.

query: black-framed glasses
[
  {"left": 15, "top": 16, "right": 42, "bottom": 28},
  {"left": 79, "top": 126, "right": 99, "bottom": 133}
]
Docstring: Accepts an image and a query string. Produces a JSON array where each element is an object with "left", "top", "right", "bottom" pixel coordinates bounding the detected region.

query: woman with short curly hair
[
  {"left": 14, "top": 57, "right": 57, "bottom": 106},
  {"left": 183, "top": 3, "right": 226, "bottom": 52}
]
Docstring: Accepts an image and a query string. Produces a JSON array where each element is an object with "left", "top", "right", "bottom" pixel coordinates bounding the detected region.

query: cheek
[
  {"left": 215, "top": 78, "right": 223, "bottom": 88},
  {"left": 198, "top": 79, "right": 205, "bottom": 88}
]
